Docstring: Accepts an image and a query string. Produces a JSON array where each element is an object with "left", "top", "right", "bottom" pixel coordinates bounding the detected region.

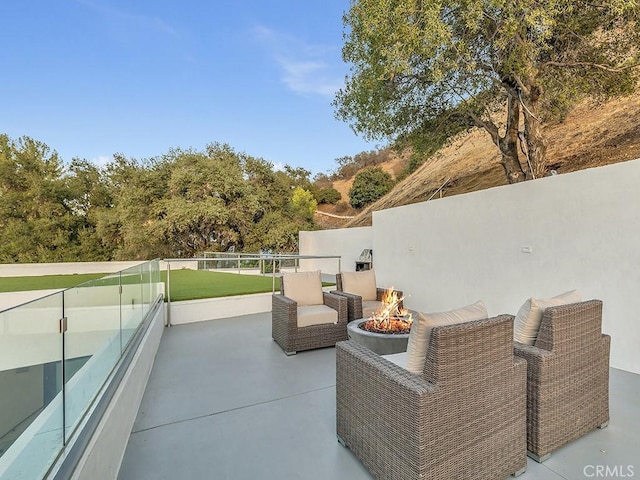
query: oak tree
[{"left": 335, "top": 0, "right": 640, "bottom": 183}]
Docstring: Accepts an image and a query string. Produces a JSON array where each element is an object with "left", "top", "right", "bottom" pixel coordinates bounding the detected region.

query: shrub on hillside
[
  {"left": 334, "top": 200, "right": 350, "bottom": 213},
  {"left": 348, "top": 167, "right": 394, "bottom": 209},
  {"left": 315, "top": 187, "right": 341, "bottom": 204}
]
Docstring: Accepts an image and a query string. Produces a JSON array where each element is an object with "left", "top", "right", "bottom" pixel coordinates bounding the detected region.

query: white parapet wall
[
  {"left": 0, "top": 260, "right": 198, "bottom": 277},
  {"left": 301, "top": 158, "right": 640, "bottom": 375},
  {"left": 166, "top": 292, "right": 273, "bottom": 325},
  {"left": 299, "top": 226, "right": 373, "bottom": 274},
  {"left": 0, "top": 261, "right": 145, "bottom": 277}
]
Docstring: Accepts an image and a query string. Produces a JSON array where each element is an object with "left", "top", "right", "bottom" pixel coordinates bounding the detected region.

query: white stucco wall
[
  {"left": 299, "top": 226, "right": 373, "bottom": 274},
  {"left": 302, "top": 159, "right": 640, "bottom": 374}
]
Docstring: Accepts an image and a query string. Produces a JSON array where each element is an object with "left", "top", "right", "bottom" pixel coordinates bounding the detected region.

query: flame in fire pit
[{"left": 364, "top": 288, "right": 413, "bottom": 333}]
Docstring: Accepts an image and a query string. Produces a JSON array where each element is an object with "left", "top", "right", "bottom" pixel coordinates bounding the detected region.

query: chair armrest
[
  {"left": 272, "top": 293, "right": 296, "bottom": 308},
  {"left": 330, "top": 290, "right": 361, "bottom": 302},
  {"left": 329, "top": 290, "right": 362, "bottom": 321},
  {"left": 513, "top": 340, "right": 552, "bottom": 365},
  {"left": 336, "top": 340, "right": 439, "bottom": 458},
  {"left": 602, "top": 334, "right": 611, "bottom": 359},
  {"left": 323, "top": 292, "right": 348, "bottom": 323},
  {"left": 272, "top": 293, "right": 298, "bottom": 331},
  {"left": 337, "top": 340, "right": 437, "bottom": 398}
]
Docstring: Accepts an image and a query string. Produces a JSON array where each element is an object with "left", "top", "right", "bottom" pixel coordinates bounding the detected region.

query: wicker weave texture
[
  {"left": 337, "top": 315, "right": 527, "bottom": 479},
  {"left": 513, "top": 299, "right": 610, "bottom": 460},
  {"left": 272, "top": 291, "right": 348, "bottom": 354}
]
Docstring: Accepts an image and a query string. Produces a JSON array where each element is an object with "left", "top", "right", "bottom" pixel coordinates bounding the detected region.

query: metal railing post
[
  {"left": 166, "top": 262, "right": 171, "bottom": 327},
  {"left": 272, "top": 258, "right": 276, "bottom": 293}
]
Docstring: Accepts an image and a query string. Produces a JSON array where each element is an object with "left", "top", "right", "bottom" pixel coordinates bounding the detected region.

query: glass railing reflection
[
  {"left": 0, "top": 259, "right": 162, "bottom": 479},
  {"left": 63, "top": 271, "right": 122, "bottom": 440},
  {"left": 0, "top": 293, "right": 65, "bottom": 479}
]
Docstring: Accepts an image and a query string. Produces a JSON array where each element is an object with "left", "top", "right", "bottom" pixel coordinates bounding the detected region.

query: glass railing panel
[
  {"left": 0, "top": 260, "right": 161, "bottom": 479},
  {"left": 150, "top": 259, "right": 161, "bottom": 307},
  {"left": 62, "top": 273, "right": 122, "bottom": 440},
  {"left": 120, "top": 264, "right": 144, "bottom": 350},
  {"left": 0, "top": 293, "right": 64, "bottom": 479},
  {"left": 142, "top": 259, "right": 159, "bottom": 317},
  {"left": 150, "top": 259, "right": 161, "bottom": 300},
  {"left": 140, "top": 262, "right": 151, "bottom": 318}
]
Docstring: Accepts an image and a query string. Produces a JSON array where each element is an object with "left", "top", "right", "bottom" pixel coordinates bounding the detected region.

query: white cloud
[
  {"left": 278, "top": 59, "right": 342, "bottom": 97},
  {"left": 89, "top": 155, "right": 113, "bottom": 167},
  {"left": 272, "top": 162, "right": 285, "bottom": 172},
  {"left": 252, "top": 25, "right": 342, "bottom": 98},
  {"left": 76, "top": 0, "right": 178, "bottom": 37}
]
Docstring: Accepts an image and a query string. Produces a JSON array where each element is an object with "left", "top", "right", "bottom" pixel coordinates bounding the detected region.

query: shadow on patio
[{"left": 118, "top": 312, "right": 639, "bottom": 480}]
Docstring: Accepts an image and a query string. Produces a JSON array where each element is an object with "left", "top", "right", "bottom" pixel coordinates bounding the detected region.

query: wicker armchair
[
  {"left": 333, "top": 272, "right": 403, "bottom": 322},
  {"left": 272, "top": 274, "right": 348, "bottom": 355},
  {"left": 337, "top": 315, "right": 527, "bottom": 480},
  {"left": 513, "top": 299, "right": 610, "bottom": 462}
]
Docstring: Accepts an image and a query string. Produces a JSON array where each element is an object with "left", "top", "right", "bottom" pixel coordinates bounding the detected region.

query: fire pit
[{"left": 346, "top": 289, "right": 413, "bottom": 355}]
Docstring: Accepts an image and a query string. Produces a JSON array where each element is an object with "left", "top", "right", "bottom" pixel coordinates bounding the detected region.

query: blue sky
[{"left": 1, "top": 0, "right": 381, "bottom": 175}]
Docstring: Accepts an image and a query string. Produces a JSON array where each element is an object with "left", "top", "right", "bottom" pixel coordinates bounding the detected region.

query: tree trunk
[
  {"left": 522, "top": 86, "right": 548, "bottom": 179},
  {"left": 498, "top": 95, "right": 526, "bottom": 184},
  {"left": 475, "top": 93, "right": 525, "bottom": 184}
]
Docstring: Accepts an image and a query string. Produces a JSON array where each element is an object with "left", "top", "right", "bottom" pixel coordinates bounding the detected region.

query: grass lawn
[
  {"left": 162, "top": 269, "right": 282, "bottom": 301},
  {"left": 0, "top": 269, "right": 334, "bottom": 302},
  {"left": 0, "top": 273, "right": 107, "bottom": 292}
]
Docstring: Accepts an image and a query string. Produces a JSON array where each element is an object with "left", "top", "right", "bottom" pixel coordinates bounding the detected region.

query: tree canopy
[
  {"left": 349, "top": 167, "right": 395, "bottom": 209},
  {"left": 0, "top": 135, "right": 318, "bottom": 262},
  {"left": 0, "top": 135, "right": 77, "bottom": 262},
  {"left": 335, "top": 0, "right": 640, "bottom": 183}
]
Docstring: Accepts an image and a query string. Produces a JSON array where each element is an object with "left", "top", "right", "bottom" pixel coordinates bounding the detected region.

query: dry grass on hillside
[
  {"left": 314, "top": 154, "right": 409, "bottom": 228},
  {"left": 314, "top": 93, "right": 640, "bottom": 228},
  {"left": 330, "top": 154, "right": 409, "bottom": 203}
]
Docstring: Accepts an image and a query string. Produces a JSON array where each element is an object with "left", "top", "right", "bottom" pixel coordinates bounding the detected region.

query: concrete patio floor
[{"left": 118, "top": 312, "right": 640, "bottom": 480}]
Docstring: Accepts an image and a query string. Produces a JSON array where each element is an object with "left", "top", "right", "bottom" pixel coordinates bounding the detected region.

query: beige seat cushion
[
  {"left": 341, "top": 269, "right": 377, "bottom": 301},
  {"left": 362, "top": 300, "right": 383, "bottom": 319},
  {"left": 513, "top": 289, "right": 581, "bottom": 345},
  {"left": 282, "top": 270, "right": 323, "bottom": 306},
  {"left": 297, "top": 304, "right": 338, "bottom": 328},
  {"left": 382, "top": 352, "right": 408, "bottom": 369},
  {"left": 405, "top": 301, "right": 488, "bottom": 375}
]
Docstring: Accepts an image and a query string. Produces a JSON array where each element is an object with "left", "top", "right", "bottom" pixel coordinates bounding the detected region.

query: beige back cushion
[
  {"left": 282, "top": 270, "right": 324, "bottom": 306},
  {"left": 341, "top": 269, "right": 377, "bottom": 301},
  {"left": 405, "top": 301, "right": 488, "bottom": 375},
  {"left": 513, "top": 289, "right": 581, "bottom": 345}
]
